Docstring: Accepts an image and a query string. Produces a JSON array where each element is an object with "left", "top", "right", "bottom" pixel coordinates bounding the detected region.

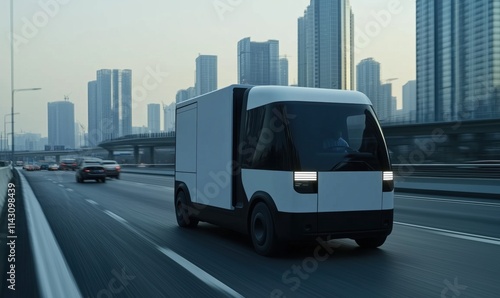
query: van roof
[{"left": 247, "top": 86, "right": 372, "bottom": 110}]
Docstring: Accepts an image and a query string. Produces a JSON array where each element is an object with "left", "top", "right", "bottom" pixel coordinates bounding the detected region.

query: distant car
[
  {"left": 75, "top": 158, "right": 106, "bottom": 183},
  {"left": 101, "top": 160, "right": 121, "bottom": 179},
  {"left": 32, "top": 164, "right": 41, "bottom": 171},
  {"left": 48, "top": 164, "right": 59, "bottom": 171},
  {"left": 40, "top": 163, "right": 49, "bottom": 170},
  {"left": 59, "top": 158, "right": 77, "bottom": 171}
]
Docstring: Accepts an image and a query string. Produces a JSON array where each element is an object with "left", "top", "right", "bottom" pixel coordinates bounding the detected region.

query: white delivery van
[{"left": 175, "top": 85, "right": 394, "bottom": 256}]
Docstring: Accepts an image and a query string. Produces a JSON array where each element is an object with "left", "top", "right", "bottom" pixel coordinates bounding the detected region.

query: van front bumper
[{"left": 274, "top": 209, "right": 393, "bottom": 241}]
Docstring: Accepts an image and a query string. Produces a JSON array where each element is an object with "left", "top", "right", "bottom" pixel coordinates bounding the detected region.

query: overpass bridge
[
  {"left": 5, "top": 118, "right": 499, "bottom": 165},
  {"left": 98, "top": 132, "right": 175, "bottom": 164}
]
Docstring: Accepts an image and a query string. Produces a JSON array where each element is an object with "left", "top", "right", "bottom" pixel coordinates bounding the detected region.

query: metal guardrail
[
  {"left": 393, "top": 163, "right": 500, "bottom": 179},
  {"left": 119, "top": 163, "right": 500, "bottom": 179}
]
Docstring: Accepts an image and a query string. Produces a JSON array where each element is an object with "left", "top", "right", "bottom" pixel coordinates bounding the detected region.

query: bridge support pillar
[
  {"left": 149, "top": 147, "right": 155, "bottom": 165},
  {"left": 134, "top": 146, "right": 139, "bottom": 164},
  {"left": 55, "top": 155, "right": 61, "bottom": 163},
  {"left": 107, "top": 149, "right": 114, "bottom": 160}
]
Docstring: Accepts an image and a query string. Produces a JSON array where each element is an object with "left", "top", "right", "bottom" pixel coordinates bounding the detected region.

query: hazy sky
[{"left": 0, "top": 0, "right": 415, "bottom": 137}]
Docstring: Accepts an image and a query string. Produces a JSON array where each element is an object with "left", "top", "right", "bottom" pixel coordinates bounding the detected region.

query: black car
[
  {"left": 40, "top": 163, "right": 49, "bottom": 170},
  {"left": 75, "top": 158, "right": 106, "bottom": 183},
  {"left": 60, "top": 158, "right": 77, "bottom": 171}
]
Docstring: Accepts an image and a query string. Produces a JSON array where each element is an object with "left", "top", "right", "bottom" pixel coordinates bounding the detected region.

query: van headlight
[
  {"left": 294, "top": 172, "right": 317, "bottom": 194},
  {"left": 383, "top": 171, "right": 394, "bottom": 192}
]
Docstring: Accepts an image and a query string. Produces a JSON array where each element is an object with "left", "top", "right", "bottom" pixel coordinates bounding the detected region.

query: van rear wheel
[
  {"left": 250, "top": 203, "right": 280, "bottom": 256},
  {"left": 355, "top": 236, "right": 387, "bottom": 248},
  {"left": 175, "top": 191, "right": 198, "bottom": 228}
]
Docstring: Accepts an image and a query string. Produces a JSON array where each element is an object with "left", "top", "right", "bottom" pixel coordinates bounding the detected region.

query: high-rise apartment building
[
  {"left": 237, "top": 37, "right": 279, "bottom": 85},
  {"left": 298, "top": 0, "right": 354, "bottom": 90},
  {"left": 48, "top": 99, "right": 75, "bottom": 149},
  {"left": 416, "top": 0, "right": 500, "bottom": 122},
  {"left": 148, "top": 103, "right": 161, "bottom": 133},
  {"left": 195, "top": 55, "right": 218, "bottom": 96},
  {"left": 88, "top": 69, "right": 132, "bottom": 144}
]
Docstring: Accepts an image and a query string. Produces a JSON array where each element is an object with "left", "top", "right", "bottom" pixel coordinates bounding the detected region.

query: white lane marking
[
  {"left": 394, "top": 221, "right": 500, "bottom": 246},
  {"left": 114, "top": 180, "right": 172, "bottom": 190},
  {"left": 66, "top": 188, "right": 74, "bottom": 192},
  {"left": 104, "top": 210, "right": 128, "bottom": 224},
  {"left": 18, "top": 170, "right": 83, "bottom": 298},
  {"left": 157, "top": 247, "right": 244, "bottom": 298},
  {"left": 396, "top": 194, "right": 500, "bottom": 208},
  {"left": 100, "top": 208, "right": 242, "bottom": 297},
  {"left": 86, "top": 199, "right": 99, "bottom": 206},
  {"left": 58, "top": 184, "right": 64, "bottom": 187}
]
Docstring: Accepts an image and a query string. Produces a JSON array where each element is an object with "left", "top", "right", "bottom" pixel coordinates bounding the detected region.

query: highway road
[{"left": 4, "top": 170, "right": 500, "bottom": 297}]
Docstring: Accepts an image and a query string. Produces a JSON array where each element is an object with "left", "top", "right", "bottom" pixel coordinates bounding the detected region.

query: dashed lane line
[{"left": 394, "top": 221, "right": 500, "bottom": 246}]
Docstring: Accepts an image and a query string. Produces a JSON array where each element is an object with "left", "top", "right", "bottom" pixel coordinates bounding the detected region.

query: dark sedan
[{"left": 75, "top": 160, "right": 106, "bottom": 183}]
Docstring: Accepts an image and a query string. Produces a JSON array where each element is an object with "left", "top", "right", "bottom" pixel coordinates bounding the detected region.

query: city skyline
[{"left": 0, "top": 0, "right": 416, "bottom": 137}]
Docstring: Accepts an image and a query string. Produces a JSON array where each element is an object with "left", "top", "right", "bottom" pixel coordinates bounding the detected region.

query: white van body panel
[
  {"left": 241, "top": 169, "right": 318, "bottom": 213},
  {"left": 382, "top": 192, "right": 394, "bottom": 210},
  {"left": 317, "top": 172, "right": 382, "bottom": 212},
  {"left": 247, "top": 86, "right": 372, "bottom": 110},
  {"left": 175, "top": 104, "right": 197, "bottom": 173},
  {"left": 195, "top": 88, "right": 234, "bottom": 209}
]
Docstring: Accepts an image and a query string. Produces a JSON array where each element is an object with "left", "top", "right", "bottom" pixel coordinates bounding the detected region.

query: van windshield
[{"left": 240, "top": 101, "right": 391, "bottom": 172}]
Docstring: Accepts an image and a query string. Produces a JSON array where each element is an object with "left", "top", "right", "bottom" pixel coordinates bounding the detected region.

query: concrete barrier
[{"left": 0, "top": 166, "right": 14, "bottom": 212}]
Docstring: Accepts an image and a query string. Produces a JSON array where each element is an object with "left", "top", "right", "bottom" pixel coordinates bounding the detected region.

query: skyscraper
[
  {"left": 148, "top": 103, "right": 161, "bottom": 133},
  {"left": 402, "top": 80, "right": 417, "bottom": 122},
  {"left": 298, "top": 0, "right": 354, "bottom": 90},
  {"left": 357, "top": 58, "right": 381, "bottom": 108},
  {"left": 237, "top": 37, "right": 279, "bottom": 85},
  {"left": 48, "top": 99, "right": 75, "bottom": 149},
  {"left": 176, "top": 87, "right": 196, "bottom": 103},
  {"left": 195, "top": 55, "right": 218, "bottom": 96},
  {"left": 163, "top": 102, "right": 176, "bottom": 132},
  {"left": 90, "top": 69, "right": 132, "bottom": 143},
  {"left": 87, "top": 80, "right": 98, "bottom": 146},
  {"left": 279, "top": 57, "right": 289, "bottom": 86},
  {"left": 416, "top": 0, "right": 500, "bottom": 122},
  {"left": 379, "top": 83, "right": 393, "bottom": 122}
]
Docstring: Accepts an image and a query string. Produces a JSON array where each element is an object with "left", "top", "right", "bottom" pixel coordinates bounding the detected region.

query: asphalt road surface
[{"left": 7, "top": 170, "right": 500, "bottom": 297}]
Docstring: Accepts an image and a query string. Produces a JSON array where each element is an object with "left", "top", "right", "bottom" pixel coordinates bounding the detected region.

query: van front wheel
[
  {"left": 250, "top": 203, "right": 280, "bottom": 256},
  {"left": 175, "top": 191, "right": 198, "bottom": 228},
  {"left": 355, "top": 236, "right": 387, "bottom": 248}
]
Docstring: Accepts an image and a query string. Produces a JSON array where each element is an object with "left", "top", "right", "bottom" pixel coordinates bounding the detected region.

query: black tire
[
  {"left": 76, "top": 176, "right": 80, "bottom": 183},
  {"left": 101, "top": 178, "right": 106, "bottom": 183},
  {"left": 355, "top": 236, "right": 387, "bottom": 248},
  {"left": 250, "top": 202, "right": 280, "bottom": 256},
  {"left": 116, "top": 175, "right": 120, "bottom": 179},
  {"left": 175, "top": 191, "right": 198, "bottom": 228}
]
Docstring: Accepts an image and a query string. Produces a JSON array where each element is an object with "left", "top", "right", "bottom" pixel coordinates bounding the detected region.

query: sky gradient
[{"left": 0, "top": 0, "right": 415, "bottom": 137}]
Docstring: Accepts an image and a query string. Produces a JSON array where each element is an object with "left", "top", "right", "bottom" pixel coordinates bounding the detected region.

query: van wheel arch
[
  {"left": 247, "top": 191, "right": 279, "bottom": 234},
  {"left": 174, "top": 182, "right": 199, "bottom": 228}
]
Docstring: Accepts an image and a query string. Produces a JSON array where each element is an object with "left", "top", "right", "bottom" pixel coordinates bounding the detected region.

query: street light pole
[
  {"left": 4, "top": 113, "right": 19, "bottom": 151},
  {"left": 11, "top": 89, "right": 41, "bottom": 163},
  {"left": 10, "top": 0, "right": 14, "bottom": 164},
  {"left": 10, "top": 1, "right": 42, "bottom": 164}
]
